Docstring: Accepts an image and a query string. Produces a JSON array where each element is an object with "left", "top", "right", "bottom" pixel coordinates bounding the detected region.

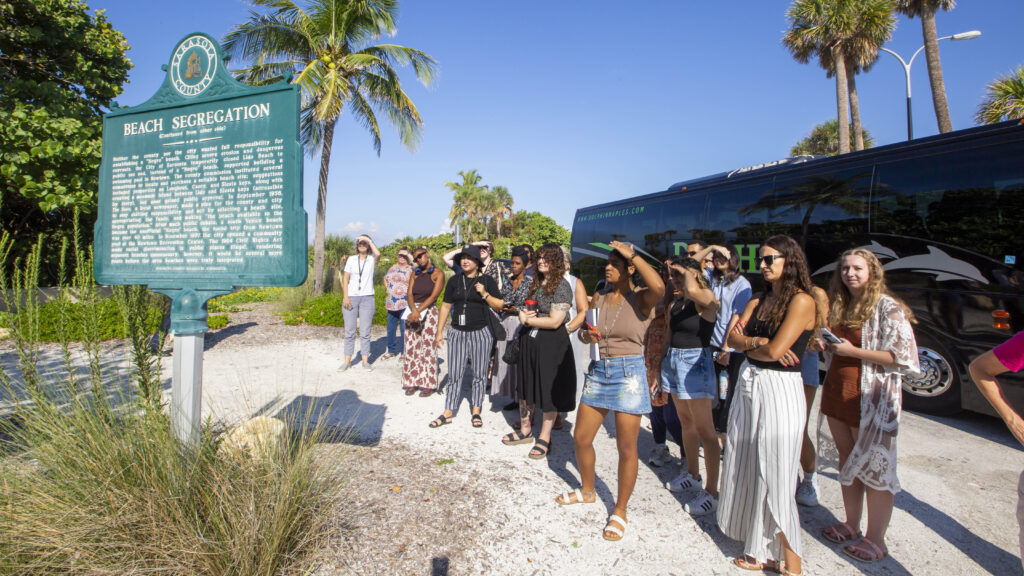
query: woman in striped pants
[
  {"left": 429, "top": 245, "right": 503, "bottom": 428},
  {"left": 719, "top": 235, "right": 820, "bottom": 576}
]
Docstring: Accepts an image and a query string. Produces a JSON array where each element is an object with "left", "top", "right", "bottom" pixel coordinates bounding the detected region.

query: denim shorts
[
  {"left": 801, "top": 350, "right": 820, "bottom": 387},
  {"left": 581, "top": 355, "right": 651, "bottom": 415},
  {"left": 661, "top": 347, "right": 715, "bottom": 400}
]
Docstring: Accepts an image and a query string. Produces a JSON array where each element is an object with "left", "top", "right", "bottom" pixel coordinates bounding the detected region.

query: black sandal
[
  {"left": 471, "top": 413, "right": 483, "bottom": 428},
  {"left": 429, "top": 414, "right": 452, "bottom": 428},
  {"left": 502, "top": 430, "right": 534, "bottom": 445},
  {"left": 529, "top": 438, "right": 551, "bottom": 460}
]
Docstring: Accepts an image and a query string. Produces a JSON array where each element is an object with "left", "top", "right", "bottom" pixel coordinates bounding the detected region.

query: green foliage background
[{"left": 0, "top": 0, "right": 132, "bottom": 283}]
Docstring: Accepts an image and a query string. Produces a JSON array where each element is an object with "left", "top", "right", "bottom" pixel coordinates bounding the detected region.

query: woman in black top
[
  {"left": 718, "top": 235, "right": 817, "bottom": 576},
  {"left": 430, "top": 245, "right": 503, "bottom": 428}
]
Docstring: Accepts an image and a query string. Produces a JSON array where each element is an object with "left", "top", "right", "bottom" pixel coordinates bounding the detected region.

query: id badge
[
  {"left": 458, "top": 314, "right": 466, "bottom": 326},
  {"left": 529, "top": 328, "right": 539, "bottom": 338}
]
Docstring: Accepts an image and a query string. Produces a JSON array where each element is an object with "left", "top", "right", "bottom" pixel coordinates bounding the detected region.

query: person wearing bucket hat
[
  {"left": 382, "top": 248, "right": 415, "bottom": 360},
  {"left": 430, "top": 244, "right": 504, "bottom": 429}
]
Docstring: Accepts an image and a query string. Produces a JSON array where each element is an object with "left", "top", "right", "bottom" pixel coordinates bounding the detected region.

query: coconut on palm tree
[
  {"left": 895, "top": 0, "right": 957, "bottom": 133},
  {"left": 223, "top": 0, "right": 438, "bottom": 294},
  {"left": 976, "top": 66, "right": 1024, "bottom": 124}
]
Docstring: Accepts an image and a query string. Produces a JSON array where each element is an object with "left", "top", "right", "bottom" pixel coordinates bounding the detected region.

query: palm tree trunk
[
  {"left": 921, "top": 9, "right": 953, "bottom": 133},
  {"left": 312, "top": 118, "right": 336, "bottom": 295},
  {"left": 847, "top": 64, "right": 864, "bottom": 151},
  {"left": 834, "top": 48, "right": 851, "bottom": 154}
]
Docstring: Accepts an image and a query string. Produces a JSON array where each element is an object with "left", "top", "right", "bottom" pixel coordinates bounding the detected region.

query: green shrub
[
  {"left": 284, "top": 287, "right": 389, "bottom": 327},
  {"left": 1, "top": 295, "right": 165, "bottom": 342},
  {"left": 209, "top": 287, "right": 284, "bottom": 312},
  {"left": 207, "top": 313, "right": 230, "bottom": 330}
]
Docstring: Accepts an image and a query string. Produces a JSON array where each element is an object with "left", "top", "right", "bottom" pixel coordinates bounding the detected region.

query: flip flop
[
  {"left": 843, "top": 537, "right": 887, "bottom": 563},
  {"left": 471, "top": 413, "right": 483, "bottom": 428},
  {"left": 733, "top": 556, "right": 780, "bottom": 572},
  {"left": 822, "top": 522, "right": 862, "bottom": 543}
]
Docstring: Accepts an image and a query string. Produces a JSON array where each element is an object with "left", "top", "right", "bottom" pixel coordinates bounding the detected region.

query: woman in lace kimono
[{"left": 819, "top": 248, "right": 918, "bottom": 564}]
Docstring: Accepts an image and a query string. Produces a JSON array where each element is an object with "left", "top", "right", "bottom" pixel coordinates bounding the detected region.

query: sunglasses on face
[
  {"left": 759, "top": 254, "right": 784, "bottom": 266},
  {"left": 687, "top": 251, "right": 698, "bottom": 257},
  {"left": 414, "top": 252, "right": 427, "bottom": 260}
]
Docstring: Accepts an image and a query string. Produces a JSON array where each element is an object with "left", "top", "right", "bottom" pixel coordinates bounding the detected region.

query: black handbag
[{"left": 502, "top": 334, "right": 521, "bottom": 364}]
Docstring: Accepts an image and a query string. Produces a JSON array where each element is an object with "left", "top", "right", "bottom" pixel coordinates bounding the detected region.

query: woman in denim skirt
[
  {"left": 554, "top": 240, "right": 665, "bottom": 543},
  {"left": 661, "top": 256, "right": 721, "bottom": 517}
]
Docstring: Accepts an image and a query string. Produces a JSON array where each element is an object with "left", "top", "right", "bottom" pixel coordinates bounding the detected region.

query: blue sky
[{"left": 93, "top": 1, "right": 1024, "bottom": 245}]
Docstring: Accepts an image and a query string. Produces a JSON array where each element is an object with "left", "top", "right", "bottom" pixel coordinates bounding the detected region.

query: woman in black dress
[{"left": 506, "top": 243, "right": 576, "bottom": 459}]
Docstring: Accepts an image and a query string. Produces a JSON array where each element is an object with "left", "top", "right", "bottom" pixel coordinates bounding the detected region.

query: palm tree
[
  {"left": 223, "top": 0, "right": 438, "bottom": 294},
  {"left": 490, "top": 185, "right": 514, "bottom": 239},
  {"left": 895, "top": 0, "right": 957, "bottom": 133},
  {"left": 784, "top": 0, "right": 858, "bottom": 154},
  {"left": 445, "top": 170, "right": 487, "bottom": 244},
  {"left": 784, "top": 0, "right": 894, "bottom": 153},
  {"left": 791, "top": 119, "right": 875, "bottom": 156},
  {"left": 976, "top": 66, "right": 1024, "bottom": 124}
]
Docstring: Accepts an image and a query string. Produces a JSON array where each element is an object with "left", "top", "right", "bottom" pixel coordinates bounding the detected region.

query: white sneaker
[
  {"left": 362, "top": 362, "right": 373, "bottom": 371},
  {"left": 795, "top": 479, "right": 819, "bottom": 507},
  {"left": 684, "top": 490, "right": 719, "bottom": 516},
  {"left": 338, "top": 362, "right": 350, "bottom": 372},
  {"left": 648, "top": 444, "right": 672, "bottom": 467},
  {"left": 666, "top": 472, "right": 702, "bottom": 493}
]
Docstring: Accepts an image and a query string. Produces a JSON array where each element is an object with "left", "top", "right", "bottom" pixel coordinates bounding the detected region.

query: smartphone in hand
[{"left": 820, "top": 327, "right": 843, "bottom": 345}]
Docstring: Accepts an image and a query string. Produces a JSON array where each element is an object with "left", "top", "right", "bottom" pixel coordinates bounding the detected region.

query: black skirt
[{"left": 517, "top": 326, "right": 577, "bottom": 412}]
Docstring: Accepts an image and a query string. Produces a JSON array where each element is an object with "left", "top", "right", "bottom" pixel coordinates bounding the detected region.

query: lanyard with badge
[{"left": 458, "top": 274, "right": 478, "bottom": 326}]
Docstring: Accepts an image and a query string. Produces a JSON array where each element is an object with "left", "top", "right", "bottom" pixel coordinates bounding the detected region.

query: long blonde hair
[{"left": 828, "top": 249, "right": 914, "bottom": 328}]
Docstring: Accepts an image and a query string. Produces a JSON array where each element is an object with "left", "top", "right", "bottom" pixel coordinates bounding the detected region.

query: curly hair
[
  {"left": 757, "top": 235, "right": 813, "bottom": 329},
  {"left": 828, "top": 248, "right": 915, "bottom": 328},
  {"left": 530, "top": 243, "right": 567, "bottom": 296}
]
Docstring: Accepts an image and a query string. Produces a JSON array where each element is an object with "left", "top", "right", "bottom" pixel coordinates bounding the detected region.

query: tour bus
[{"left": 571, "top": 119, "right": 1024, "bottom": 416}]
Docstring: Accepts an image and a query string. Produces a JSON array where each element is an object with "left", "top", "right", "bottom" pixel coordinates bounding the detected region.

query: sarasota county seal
[{"left": 169, "top": 35, "right": 217, "bottom": 97}]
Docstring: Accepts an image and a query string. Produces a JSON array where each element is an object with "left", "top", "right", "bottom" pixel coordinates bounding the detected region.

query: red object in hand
[{"left": 525, "top": 300, "right": 538, "bottom": 312}]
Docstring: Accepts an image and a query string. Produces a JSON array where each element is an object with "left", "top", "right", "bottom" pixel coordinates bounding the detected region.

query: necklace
[
  {"left": 599, "top": 291, "right": 627, "bottom": 357},
  {"left": 356, "top": 255, "right": 369, "bottom": 291}
]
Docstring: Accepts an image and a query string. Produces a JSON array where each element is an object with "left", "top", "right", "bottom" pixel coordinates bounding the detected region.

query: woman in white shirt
[{"left": 341, "top": 235, "right": 380, "bottom": 371}]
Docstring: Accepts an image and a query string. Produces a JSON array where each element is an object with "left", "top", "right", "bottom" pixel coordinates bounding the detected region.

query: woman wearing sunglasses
[
  {"left": 718, "top": 235, "right": 819, "bottom": 576},
  {"left": 401, "top": 248, "right": 445, "bottom": 396}
]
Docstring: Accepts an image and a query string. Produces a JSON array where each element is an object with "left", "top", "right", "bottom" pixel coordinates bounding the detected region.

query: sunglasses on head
[{"left": 759, "top": 254, "right": 784, "bottom": 266}]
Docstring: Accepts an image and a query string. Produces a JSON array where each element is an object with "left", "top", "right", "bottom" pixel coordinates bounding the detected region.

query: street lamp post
[{"left": 878, "top": 30, "right": 981, "bottom": 141}]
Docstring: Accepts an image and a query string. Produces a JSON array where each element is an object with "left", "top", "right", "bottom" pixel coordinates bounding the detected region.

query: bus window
[
  {"left": 871, "top": 141, "right": 1024, "bottom": 291},
  {"left": 643, "top": 192, "right": 707, "bottom": 260},
  {"left": 772, "top": 167, "right": 871, "bottom": 279},
  {"left": 705, "top": 182, "right": 776, "bottom": 273}
]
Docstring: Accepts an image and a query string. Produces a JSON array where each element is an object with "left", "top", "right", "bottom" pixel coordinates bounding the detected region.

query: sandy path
[{"left": 180, "top": 304, "right": 1024, "bottom": 576}]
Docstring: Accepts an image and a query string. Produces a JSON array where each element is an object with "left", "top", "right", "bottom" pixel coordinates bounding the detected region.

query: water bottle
[{"left": 718, "top": 370, "right": 729, "bottom": 400}]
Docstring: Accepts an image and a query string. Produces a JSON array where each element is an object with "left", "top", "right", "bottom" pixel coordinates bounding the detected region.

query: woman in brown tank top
[
  {"left": 401, "top": 248, "right": 445, "bottom": 396},
  {"left": 554, "top": 240, "right": 665, "bottom": 544}
]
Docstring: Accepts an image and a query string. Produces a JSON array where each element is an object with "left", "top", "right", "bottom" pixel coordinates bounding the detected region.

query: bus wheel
[{"left": 902, "top": 336, "right": 961, "bottom": 415}]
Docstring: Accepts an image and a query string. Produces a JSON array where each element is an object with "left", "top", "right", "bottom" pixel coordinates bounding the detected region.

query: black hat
[{"left": 454, "top": 245, "right": 485, "bottom": 268}]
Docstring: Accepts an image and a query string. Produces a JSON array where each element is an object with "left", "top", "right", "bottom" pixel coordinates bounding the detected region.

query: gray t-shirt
[{"left": 530, "top": 278, "right": 573, "bottom": 325}]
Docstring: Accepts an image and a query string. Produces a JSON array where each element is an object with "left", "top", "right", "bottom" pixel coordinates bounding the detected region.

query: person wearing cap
[
  {"left": 430, "top": 245, "right": 504, "bottom": 428},
  {"left": 382, "top": 248, "right": 414, "bottom": 360},
  {"left": 341, "top": 235, "right": 380, "bottom": 371}
]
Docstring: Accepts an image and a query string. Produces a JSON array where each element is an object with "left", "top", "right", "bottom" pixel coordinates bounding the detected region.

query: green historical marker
[{"left": 94, "top": 33, "right": 307, "bottom": 444}]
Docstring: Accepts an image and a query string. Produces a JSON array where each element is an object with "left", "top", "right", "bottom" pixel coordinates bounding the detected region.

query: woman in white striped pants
[{"left": 719, "top": 235, "right": 820, "bottom": 576}]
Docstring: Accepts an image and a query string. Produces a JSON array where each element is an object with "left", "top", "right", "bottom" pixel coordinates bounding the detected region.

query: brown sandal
[{"left": 823, "top": 522, "right": 861, "bottom": 543}]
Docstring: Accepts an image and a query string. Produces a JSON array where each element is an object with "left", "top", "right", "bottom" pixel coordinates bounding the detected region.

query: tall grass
[{"left": 0, "top": 225, "right": 343, "bottom": 575}]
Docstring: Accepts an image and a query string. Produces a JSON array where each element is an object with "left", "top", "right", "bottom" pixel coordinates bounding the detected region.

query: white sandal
[
  {"left": 603, "top": 514, "right": 627, "bottom": 541},
  {"left": 556, "top": 488, "right": 594, "bottom": 505}
]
